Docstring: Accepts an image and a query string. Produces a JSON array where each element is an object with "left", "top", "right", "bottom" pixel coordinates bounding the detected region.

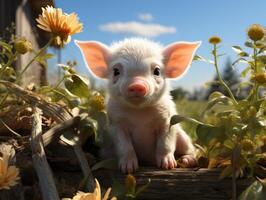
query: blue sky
[{"left": 49, "top": 0, "right": 266, "bottom": 91}]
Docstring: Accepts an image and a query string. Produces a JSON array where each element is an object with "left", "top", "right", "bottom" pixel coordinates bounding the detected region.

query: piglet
[{"left": 76, "top": 38, "right": 201, "bottom": 173}]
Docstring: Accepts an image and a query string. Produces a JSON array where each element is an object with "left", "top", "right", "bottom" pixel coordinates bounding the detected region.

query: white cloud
[
  {"left": 99, "top": 21, "right": 176, "bottom": 37},
  {"left": 138, "top": 13, "right": 153, "bottom": 22}
]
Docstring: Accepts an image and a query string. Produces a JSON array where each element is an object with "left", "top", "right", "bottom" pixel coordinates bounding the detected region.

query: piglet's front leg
[
  {"left": 156, "top": 125, "right": 177, "bottom": 169},
  {"left": 109, "top": 125, "right": 138, "bottom": 173},
  {"left": 175, "top": 128, "right": 198, "bottom": 168}
]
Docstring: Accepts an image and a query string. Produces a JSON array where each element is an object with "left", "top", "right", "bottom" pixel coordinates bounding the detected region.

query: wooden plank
[
  {"left": 30, "top": 107, "right": 60, "bottom": 200},
  {"left": 94, "top": 168, "right": 252, "bottom": 200}
]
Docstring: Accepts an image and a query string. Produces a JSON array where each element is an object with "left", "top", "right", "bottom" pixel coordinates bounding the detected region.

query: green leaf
[
  {"left": 245, "top": 41, "right": 254, "bottom": 48},
  {"left": 231, "top": 46, "right": 249, "bottom": 57},
  {"left": 64, "top": 74, "right": 90, "bottom": 98},
  {"left": 79, "top": 117, "right": 98, "bottom": 139},
  {"left": 232, "top": 46, "right": 243, "bottom": 53},
  {"left": 42, "top": 87, "right": 78, "bottom": 108},
  {"left": 204, "top": 96, "right": 232, "bottom": 113},
  {"left": 204, "top": 81, "right": 221, "bottom": 87},
  {"left": 42, "top": 53, "right": 54, "bottom": 59},
  {"left": 208, "top": 91, "right": 225, "bottom": 101},
  {"left": 239, "top": 179, "right": 266, "bottom": 200},
  {"left": 90, "top": 111, "right": 108, "bottom": 141},
  {"left": 91, "top": 158, "right": 118, "bottom": 171},
  {"left": 196, "top": 125, "right": 225, "bottom": 146},
  {"left": 232, "top": 58, "right": 248, "bottom": 66},
  {"left": 170, "top": 115, "right": 210, "bottom": 127},
  {"left": 238, "top": 52, "right": 249, "bottom": 57},
  {"left": 240, "top": 67, "right": 251, "bottom": 78},
  {"left": 35, "top": 57, "right": 47, "bottom": 66},
  {"left": 193, "top": 54, "right": 206, "bottom": 62}
]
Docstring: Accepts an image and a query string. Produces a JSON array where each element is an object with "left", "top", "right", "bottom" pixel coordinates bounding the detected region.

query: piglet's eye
[
  {"left": 113, "top": 68, "right": 120, "bottom": 76},
  {"left": 153, "top": 67, "right": 160, "bottom": 76}
]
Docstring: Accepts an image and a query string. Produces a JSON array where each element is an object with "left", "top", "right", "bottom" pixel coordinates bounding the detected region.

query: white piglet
[{"left": 76, "top": 38, "right": 201, "bottom": 173}]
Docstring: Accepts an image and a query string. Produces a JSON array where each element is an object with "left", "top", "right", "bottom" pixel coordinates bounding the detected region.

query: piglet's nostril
[{"left": 128, "top": 83, "right": 147, "bottom": 97}]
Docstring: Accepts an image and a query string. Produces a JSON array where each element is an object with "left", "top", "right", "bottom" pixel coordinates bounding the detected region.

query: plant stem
[
  {"left": 232, "top": 146, "right": 238, "bottom": 200},
  {"left": 213, "top": 44, "right": 238, "bottom": 105},
  {"left": 53, "top": 75, "right": 66, "bottom": 90},
  {"left": 16, "top": 38, "right": 53, "bottom": 84},
  {"left": 252, "top": 46, "right": 259, "bottom": 102}
]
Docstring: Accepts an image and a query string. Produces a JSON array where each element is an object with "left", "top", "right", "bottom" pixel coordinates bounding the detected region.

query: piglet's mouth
[{"left": 126, "top": 96, "right": 147, "bottom": 105}]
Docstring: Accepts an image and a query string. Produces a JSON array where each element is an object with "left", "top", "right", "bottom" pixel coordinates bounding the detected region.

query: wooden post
[{"left": 30, "top": 107, "right": 60, "bottom": 200}]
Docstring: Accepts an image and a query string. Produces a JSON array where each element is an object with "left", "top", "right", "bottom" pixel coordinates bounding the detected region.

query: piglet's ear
[
  {"left": 75, "top": 40, "right": 110, "bottom": 79},
  {"left": 163, "top": 41, "right": 201, "bottom": 79}
]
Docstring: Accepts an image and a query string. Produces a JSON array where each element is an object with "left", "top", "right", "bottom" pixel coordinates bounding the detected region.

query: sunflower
[
  {"left": 63, "top": 179, "right": 116, "bottom": 200},
  {"left": 36, "top": 6, "right": 83, "bottom": 46},
  {"left": 0, "top": 155, "right": 20, "bottom": 190}
]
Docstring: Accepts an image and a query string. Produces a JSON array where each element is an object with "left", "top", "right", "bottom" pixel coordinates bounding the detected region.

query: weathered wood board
[{"left": 94, "top": 168, "right": 252, "bottom": 200}]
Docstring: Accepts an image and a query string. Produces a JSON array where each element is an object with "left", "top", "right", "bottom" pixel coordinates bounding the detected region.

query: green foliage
[
  {"left": 0, "top": 24, "right": 107, "bottom": 153},
  {"left": 239, "top": 178, "right": 266, "bottom": 200},
  {"left": 171, "top": 25, "right": 266, "bottom": 191}
]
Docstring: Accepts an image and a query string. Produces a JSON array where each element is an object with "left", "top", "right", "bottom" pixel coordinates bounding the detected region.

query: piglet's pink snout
[{"left": 127, "top": 81, "right": 148, "bottom": 97}]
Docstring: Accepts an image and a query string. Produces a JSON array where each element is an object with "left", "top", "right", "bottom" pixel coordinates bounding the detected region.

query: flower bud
[
  {"left": 208, "top": 36, "right": 222, "bottom": 45},
  {"left": 253, "top": 73, "right": 266, "bottom": 84},
  {"left": 14, "top": 38, "right": 32, "bottom": 54},
  {"left": 247, "top": 24, "right": 265, "bottom": 42},
  {"left": 125, "top": 174, "right": 136, "bottom": 194},
  {"left": 89, "top": 94, "right": 105, "bottom": 111}
]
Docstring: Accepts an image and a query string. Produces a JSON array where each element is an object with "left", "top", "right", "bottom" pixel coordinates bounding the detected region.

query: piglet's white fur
[{"left": 76, "top": 38, "right": 201, "bottom": 173}]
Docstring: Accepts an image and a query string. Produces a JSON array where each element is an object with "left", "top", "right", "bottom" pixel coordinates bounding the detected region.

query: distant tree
[
  {"left": 205, "top": 58, "right": 243, "bottom": 99},
  {"left": 189, "top": 87, "right": 207, "bottom": 101},
  {"left": 170, "top": 87, "right": 189, "bottom": 101}
]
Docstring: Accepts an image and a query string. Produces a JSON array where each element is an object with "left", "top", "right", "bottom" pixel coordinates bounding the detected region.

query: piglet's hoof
[
  {"left": 119, "top": 155, "right": 139, "bottom": 174},
  {"left": 156, "top": 153, "right": 177, "bottom": 169},
  {"left": 180, "top": 155, "right": 198, "bottom": 168}
]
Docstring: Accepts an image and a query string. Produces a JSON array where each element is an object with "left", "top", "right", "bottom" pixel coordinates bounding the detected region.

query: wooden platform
[{"left": 94, "top": 168, "right": 252, "bottom": 200}]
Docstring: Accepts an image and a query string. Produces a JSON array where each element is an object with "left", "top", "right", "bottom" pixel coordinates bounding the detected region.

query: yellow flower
[
  {"left": 252, "top": 73, "right": 266, "bottom": 84},
  {"left": 247, "top": 24, "right": 265, "bottom": 41},
  {"left": 36, "top": 6, "right": 83, "bottom": 46},
  {"left": 125, "top": 174, "right": 136, "bottom": 193},
  {"left": 208, "top": 36, "right": 222, "bottom": 45},
  {"left": 241, "top": 139, "right": 256, "bottom": 152},
  {"left": 65, "top": 179, "right": 116, "bottom": 200},
  {"left": 14, "top": 38, "right": 33, "bottom": 54},
  {"left": 89, "top": 94, "right": 105, "bottom": 111},
  {"left": 0, "top": 155, "right": 20, "bottom": 190},
  {"left": 262, "top": 136, "right": 266, "bottom": 145}
]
